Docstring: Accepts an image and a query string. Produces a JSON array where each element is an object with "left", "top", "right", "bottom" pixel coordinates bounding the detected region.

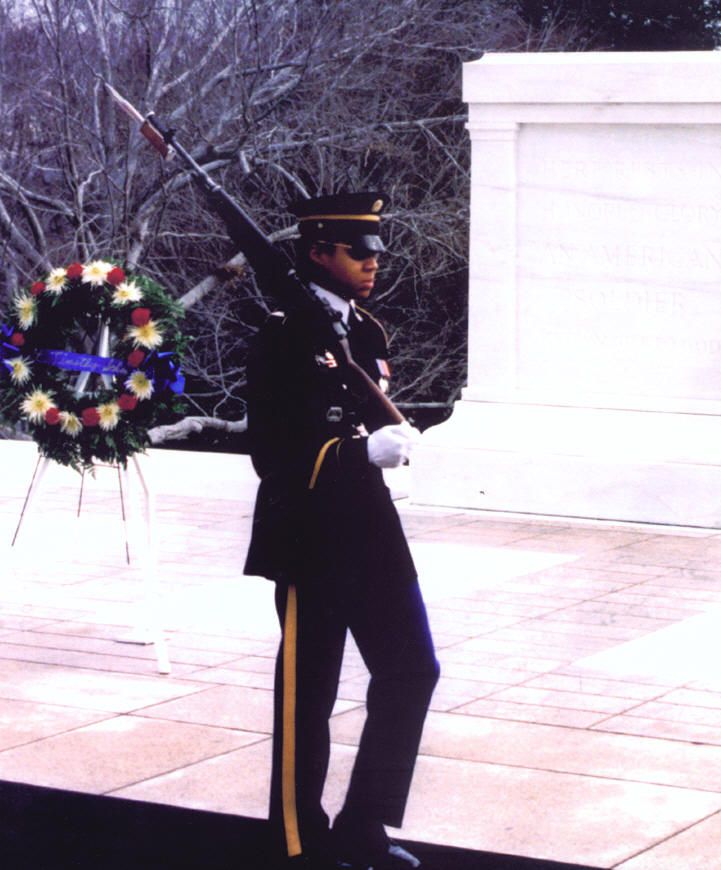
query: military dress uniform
[{"left": 243, "top": 194, "right": 439, "bottom": 868}]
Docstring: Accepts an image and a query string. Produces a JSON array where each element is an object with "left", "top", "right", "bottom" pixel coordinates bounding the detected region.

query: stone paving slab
[
  {"left": 111, "top": 738, "right": 274, "bottom": 818},
  {"left": 4, "top": 441, "right": 721, "bottom": 866},
  {"left": 400, "top": 755, "right": 721, "bottom": 868},
  {"left": 0, "top": 715, "right": 260, "bottom": 794},
  {"left": 613, "top": 811, "right": 721, "bottom": 869},
  {"left": 0, "top": 697, "right": 113, "bottom": 752}
]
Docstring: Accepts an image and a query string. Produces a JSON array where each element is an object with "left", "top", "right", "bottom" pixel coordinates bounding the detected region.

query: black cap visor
[{"left": 359, "top": 234, "right": 385, "bottom": 253}]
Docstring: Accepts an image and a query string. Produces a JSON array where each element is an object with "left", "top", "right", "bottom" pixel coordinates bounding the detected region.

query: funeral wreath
[{"left": 0, "top": 260, "right": 186, "bottom": 470}]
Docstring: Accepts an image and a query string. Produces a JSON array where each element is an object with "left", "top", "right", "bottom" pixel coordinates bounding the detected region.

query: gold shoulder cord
[{"left": 308, "top": 437, "right": 342, "bottom": 490}]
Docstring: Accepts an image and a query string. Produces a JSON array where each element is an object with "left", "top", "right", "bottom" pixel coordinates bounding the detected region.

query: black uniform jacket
[{"left": 243, "top": 301, "right": 416, "bottom": 590}]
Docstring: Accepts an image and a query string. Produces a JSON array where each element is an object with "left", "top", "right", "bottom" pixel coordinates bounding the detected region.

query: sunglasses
[{"left": 319, "top": 241, "right": 381, "bottom": 261}]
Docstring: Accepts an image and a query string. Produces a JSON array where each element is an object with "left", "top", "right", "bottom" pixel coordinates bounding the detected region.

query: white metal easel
[{"left": 11, "top": 451, "right": 171, "bottom": 674}]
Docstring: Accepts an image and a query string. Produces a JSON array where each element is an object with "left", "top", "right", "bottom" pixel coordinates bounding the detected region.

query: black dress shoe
[
  {"left": 330, "top": 808, "right": 426, "bottom": 870},
  {"left": 332, "top": 820, "right": 422, "bottom": 869},
  {"left": 335, "top": 843, "right": 422, "bottom": 869},
  {"left": 381, "top": 843, "right": 422, "bottom": 869}
]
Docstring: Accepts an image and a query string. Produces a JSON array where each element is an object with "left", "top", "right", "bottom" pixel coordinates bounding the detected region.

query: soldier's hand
[{"left": 367, "top": 422, "right": 422, "bottom": 468}]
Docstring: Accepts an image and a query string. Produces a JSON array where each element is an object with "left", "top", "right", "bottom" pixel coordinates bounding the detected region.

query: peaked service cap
[{"left": 291, "top": 192, "right": 387, "bottom": 252}]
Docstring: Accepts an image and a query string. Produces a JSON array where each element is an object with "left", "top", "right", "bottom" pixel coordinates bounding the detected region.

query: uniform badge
[
  {"left": 326, "top": 406, "right": 343, "bottom": 423},
  {"left": 315, "top": 351, "right": 338, "bottom": 368}
]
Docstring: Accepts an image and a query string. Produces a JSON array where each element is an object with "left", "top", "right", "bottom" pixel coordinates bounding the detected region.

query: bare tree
[{"left": 0, "top": 0, "right": 580, "bottom": 443}]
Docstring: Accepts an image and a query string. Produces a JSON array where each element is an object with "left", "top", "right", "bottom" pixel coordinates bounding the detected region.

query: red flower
[
  {"left": 45, "top": 407, "right": 60, "bottom": 426},
  {"left": 81, "top": 407, "right": 100, "bottom": 427},
  {"left": 66, "top": 262, "right": 83, "bottom": 280},
  {"left": 118, "top": 393, "right": 138, "bottom": 411},
  {"left": 30, "top": 281, "right": 45, "bottom": 296},
  {"left": 127, "top": 349, "right": 145, "bottom": 368},
  {"left": 10, "top": 332, "right": 25, "bottom": 347},
  {"left": 107, "top": 266, "right": 126, "bottom": 286},
  {"left": 131, "top": 307, "right": 152, "bottom": 327}
]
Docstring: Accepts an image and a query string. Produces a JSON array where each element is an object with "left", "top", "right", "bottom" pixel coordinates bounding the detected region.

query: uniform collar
[{"left": 310, "top": 283, "right": 361, "bottom": 326}]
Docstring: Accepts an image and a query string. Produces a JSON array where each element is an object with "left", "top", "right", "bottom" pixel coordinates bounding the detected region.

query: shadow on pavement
[{"left": 0, "top": 781, "right": 603, "bottom": 870}]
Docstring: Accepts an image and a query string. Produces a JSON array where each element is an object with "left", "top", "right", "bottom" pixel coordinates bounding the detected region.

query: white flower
[
  {"left": 125, "top": 370, "right": 154, "bottom": 400},
  {"left": 14, "top": 294, "right": 36, "bottom": 329},
  {"left": 20, "top": 389, "right": 53, "bottom": 423},
  {"left": 82, "top": 260, "right": 113, "bottom": 287},
  {"left": 8, "top": 357, "right": 32, "bottom": 385},
  {"left": 97, "top": 401, "right": 120, "bottom": 431},
  {"left": 112, "top": 281, "right": 143, "bottom": 306},
  {"left": 127, "top": 320, "right": 163, "bottom": 349},
  {"left": 59, "top": 411, "right": 82, "bottom": 437},
  {"left": 46, "top": 267, "right": 67, "bottom": 294}
]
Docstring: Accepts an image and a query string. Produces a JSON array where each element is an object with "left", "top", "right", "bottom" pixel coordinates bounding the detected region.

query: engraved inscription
[{"left": 515, "top": 124, "right": 721, "bottom": 402}]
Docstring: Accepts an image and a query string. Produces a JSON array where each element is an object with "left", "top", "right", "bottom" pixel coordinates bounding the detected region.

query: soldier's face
[{"left": 310, "top": 243, "right": 379, "bottom": 300}]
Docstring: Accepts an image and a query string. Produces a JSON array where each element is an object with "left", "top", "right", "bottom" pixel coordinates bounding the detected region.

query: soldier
[{"left": 244, "top": 193, "right": 440, "bottom": 870}]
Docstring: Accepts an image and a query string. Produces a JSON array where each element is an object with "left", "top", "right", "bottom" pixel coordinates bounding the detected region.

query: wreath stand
[
  {"left": 1, "top": 261, "right": 188, "bottom": 677},
  {"left": 11, "top": 451, "right": 171, "bottom": 675}
]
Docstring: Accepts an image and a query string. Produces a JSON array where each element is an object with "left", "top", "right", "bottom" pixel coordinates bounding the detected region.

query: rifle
[{"left": 104, "top": 81, "right": 404, "bottom": 426}]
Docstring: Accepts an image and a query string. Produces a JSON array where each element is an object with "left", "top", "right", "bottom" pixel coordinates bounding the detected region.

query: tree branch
[
  {"left": 177, "top": 224, "right": 297, "bottom": 309},
  {"left": 147, "top": 414, "right": 247, "bottom": 445}
]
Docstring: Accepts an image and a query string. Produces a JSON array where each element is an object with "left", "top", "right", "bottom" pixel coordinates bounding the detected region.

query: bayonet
[{"left": 103, "top": 80, "right": 174, "bottom": 161}]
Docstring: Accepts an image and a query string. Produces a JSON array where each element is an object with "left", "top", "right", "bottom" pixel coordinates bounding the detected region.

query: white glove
[{"left": 367, "top": 422, "right": 422, "bottom": 468}]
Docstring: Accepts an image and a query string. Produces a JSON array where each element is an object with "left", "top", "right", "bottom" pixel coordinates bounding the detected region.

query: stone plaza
[{"left": 3, "top": 442, "right": 721, "bottom": 868}]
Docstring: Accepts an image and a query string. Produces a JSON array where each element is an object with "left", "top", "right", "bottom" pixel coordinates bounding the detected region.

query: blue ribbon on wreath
[
  {"left": 33, "top": 348, "right": 185, "bottom": 395},
  {"left": 0, "top": 323, "right": 19, "bottom": 376},
  {"left": 36, "top": 349, "right": 128, "bottom": 375},
  {"left": 143, "top": 350, "right": 186, "bottom": 394}
]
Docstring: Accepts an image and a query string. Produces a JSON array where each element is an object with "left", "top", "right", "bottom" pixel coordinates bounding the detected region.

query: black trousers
[{"left": 269, "top": 575, "right": 439, "bottom": 859}]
